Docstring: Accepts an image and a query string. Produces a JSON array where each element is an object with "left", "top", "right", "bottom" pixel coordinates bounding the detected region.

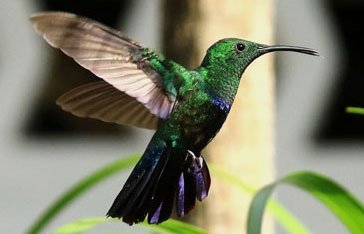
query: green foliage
[
  {"left": 53, "top": 217, "right": 105, "bottom": 234},
  {"left": 247, "top": 172, "right": 364, "bottom": 234},
  {"left": 26, "top": 155, "right": 140, "bottom": 234},
  {"left": 210, "top": 166, "right": 310, "bottom": 234},
  {"left": 346, "top": 107, "right": 364, "bottom": 115},
  {"left": 53, "top": 217, "right": 206, "bottom": 234},
  {"left": 26, "top": 155, "right": 364, "bottom": 234},
  {"left": 139, "top": 219, "right": 207, "bottom": 234}
]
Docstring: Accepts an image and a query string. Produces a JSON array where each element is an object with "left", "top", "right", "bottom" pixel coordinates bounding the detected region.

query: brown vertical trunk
[{"left": 163, "top": 1, "right": 275, "bottom": 233}]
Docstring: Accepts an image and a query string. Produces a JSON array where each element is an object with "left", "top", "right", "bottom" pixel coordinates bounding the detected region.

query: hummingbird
[{"left": 31, "top": 12, "right": 318, "bottom": 225}]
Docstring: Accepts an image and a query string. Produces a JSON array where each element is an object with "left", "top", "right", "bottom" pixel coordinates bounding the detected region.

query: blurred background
[{"left": 0, "top": 0, "right": 363, "bottom": 233}]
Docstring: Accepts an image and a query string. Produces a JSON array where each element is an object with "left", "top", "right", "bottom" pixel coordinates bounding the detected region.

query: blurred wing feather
[{"left": 57, "top": 82, "right": 159, "bottom": 129}]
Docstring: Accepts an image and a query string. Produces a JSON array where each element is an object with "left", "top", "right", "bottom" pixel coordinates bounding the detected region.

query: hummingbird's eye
[{"left": 236, "top": 43, "right": 245, "bottom": 52}]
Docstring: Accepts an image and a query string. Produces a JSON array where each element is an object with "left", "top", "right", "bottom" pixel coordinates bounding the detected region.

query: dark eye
[{"left": 236, "top": 43, "right": 245, "bottom": 52}]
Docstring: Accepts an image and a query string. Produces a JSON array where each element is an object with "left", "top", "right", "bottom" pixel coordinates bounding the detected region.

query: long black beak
[{"left": 258, "top": 45, "right": 319, "bottom": 56}]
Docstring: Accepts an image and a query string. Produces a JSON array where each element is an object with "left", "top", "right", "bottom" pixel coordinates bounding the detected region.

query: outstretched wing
[
  {"left": 30, "top": 11, "right": 175, "bottom": 122},
  {"left": 57, "top": 81, "right": 160, "bottom": 129}
]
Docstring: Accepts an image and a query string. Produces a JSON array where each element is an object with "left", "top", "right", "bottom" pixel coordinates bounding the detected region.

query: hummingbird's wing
[
  {"left": 30, "top": 12, "right": 176, "bottom": 127},
  {"left": 57, "top": 81, "right": 159, "bottom": 129}
]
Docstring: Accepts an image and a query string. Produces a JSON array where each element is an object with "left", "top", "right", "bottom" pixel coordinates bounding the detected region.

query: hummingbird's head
[{"left": 201, "top": 38, "right": 319, "bottom": 78}]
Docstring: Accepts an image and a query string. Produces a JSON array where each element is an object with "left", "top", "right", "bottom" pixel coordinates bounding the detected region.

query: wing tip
[
  {"left": 30, "top": 11, "right": 74, "bottom": 37},
  {"left": 30, "top": 11, "right": 77, "bottom": 22}
]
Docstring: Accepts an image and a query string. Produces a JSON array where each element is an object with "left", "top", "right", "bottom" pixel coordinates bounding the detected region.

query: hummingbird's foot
[
  {"left": 187, "top": 150, "right": 203, "bottom": 173},
  {"left": 184, "top": 150, "right": 210, "bottom": 201}
]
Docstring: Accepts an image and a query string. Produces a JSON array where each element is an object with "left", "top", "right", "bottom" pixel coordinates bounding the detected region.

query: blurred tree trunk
[{"left": 163, "top": 0, "right": 275, "bottom": 233}]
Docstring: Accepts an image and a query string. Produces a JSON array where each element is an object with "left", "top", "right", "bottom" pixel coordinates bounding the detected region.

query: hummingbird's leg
[
  {"left": 185, "top": 150, "right": 210, "bottom": 201},
  {"left": 187, "top": 150, "right": 203, "bottom": 173}
]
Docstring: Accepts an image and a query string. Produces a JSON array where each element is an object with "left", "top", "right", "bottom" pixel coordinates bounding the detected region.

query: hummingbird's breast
[{"left": 163, "top": 87, "right": 231, "bottom": 152}]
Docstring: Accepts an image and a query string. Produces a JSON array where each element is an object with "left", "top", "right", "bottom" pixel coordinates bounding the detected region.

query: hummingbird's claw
[
  {"left": 196, "top": 157, "right": 203, "bottom": 170},
  {"left": 187, "top": 150, "right": 203, "bottom": 172}
]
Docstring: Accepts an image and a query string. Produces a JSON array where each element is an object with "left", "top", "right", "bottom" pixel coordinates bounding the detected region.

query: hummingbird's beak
[{"left": 258, "top": 45, "right": 319, "bottom": 56}]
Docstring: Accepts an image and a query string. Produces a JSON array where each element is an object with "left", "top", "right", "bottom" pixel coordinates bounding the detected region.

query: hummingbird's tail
[{"left": 106, "top": 140, "right": 210, "bottom": 225}]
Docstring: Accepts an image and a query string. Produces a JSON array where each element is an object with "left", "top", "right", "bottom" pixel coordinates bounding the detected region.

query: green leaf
[
  {"left": 141, "top": 219, "right": 207, "bottom": 234},
  {"left": 346, "top": 107, "right": 364, "bottom": 115},
  {"left": 53, "top": 217, "right": 106, "bottom": 234},
  {"left": 247, "top": 171, "right": 364, "bottom": 234},
  {"left": 210, "top": 166, "right": 310, "bottom": 234},
  {"left": 26, "top": 155, "right": 140, "bottom": 234},
  {"left": 53, "top": 217, "right": 207, "bottom": 234}
]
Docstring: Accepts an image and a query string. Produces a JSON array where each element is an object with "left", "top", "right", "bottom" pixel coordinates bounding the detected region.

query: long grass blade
[
  {"left": 26, "top": 155, "right": 140, "bottom": 234},
  {"left": 53, "top": 217, "right": 207, "bottom": 234},
  {"left": 346, "top": 107, "right": 364, "bottom": 115},
  {"left": 210, "top": 166, "right": 310, "bottom": 234},
  {"left": 247, "top": 171, "right": 364, "bottom": 234}
]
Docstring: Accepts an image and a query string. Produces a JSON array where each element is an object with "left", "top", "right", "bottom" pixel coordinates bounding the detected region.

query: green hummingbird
[{"left": 31, "top": 12, "right": 318, "bottom": 225}]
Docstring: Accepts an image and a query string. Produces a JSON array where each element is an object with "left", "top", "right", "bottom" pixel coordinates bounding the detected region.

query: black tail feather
[
  {"left": 123, "top": 146, "right": 171, "bottom": 224},
  {"left": 107, "top": 141, "right": 211, "bottom": 225},
  {"left": 122, "top": 151, "right": 169, "bottom": 224},
  {"left": 147, "top": 145, "right": 186, "bottom": 224},
  {"left": 106, "top": 141, "right": 169, "bottom": 223}
]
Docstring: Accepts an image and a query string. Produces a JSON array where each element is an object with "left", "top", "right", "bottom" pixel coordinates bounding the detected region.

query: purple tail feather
[{"left": 176, "top": 152, "right": 211, "bottom": 217}]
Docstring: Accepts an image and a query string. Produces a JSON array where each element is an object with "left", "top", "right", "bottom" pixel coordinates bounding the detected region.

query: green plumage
[{"left": 31, "top": 12, "right": 319, "bottom": 225}]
